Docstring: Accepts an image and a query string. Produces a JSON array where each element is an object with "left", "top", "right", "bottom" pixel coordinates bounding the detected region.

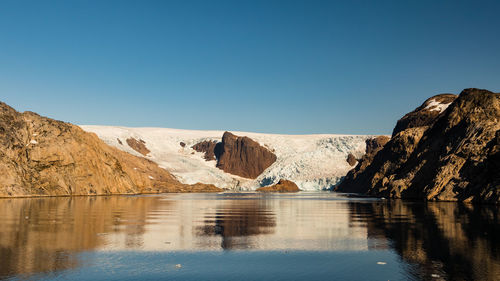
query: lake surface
[{"left": 0, "top": 192, "right": 498, "bottom": 281}]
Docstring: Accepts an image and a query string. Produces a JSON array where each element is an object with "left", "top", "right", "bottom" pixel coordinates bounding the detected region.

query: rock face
[
  {"left": 365, "top": 136, "right": 391, "bottom": 155},
  {"left": 335, "top": 89, "right": 500, "bottom": 203},
  {"left": 190, "top": 132, "right": 277, "bottom": 179},
  {"left": 0, "top": 102, "right": 221, "bottom": 197},
  {"left": 191, "top": 140, "right": 220, "bottom": 161},
  {"left": 126, "top": 137, "right": 150, "bottom": 156},
  {"left": 256, "top": 179, "right": 300, "bottom": 192},
  {"left": 346, "top": 153, "right": 357, "bottom": 166},
  {"left": 337, "top": 136, "right": 390, "bottom": 193},
  {"left": 216, "top": 132, "right": 277, "bottom": 179}
]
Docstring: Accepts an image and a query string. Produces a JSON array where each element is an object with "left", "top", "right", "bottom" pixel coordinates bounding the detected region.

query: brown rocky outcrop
[
  {"left": 191, "top": 132, "right": 277, "bottom": 179},
  {"left": 216, "top": 132, "right": 277, "bottom": 179},
  {"left": 256, "top": 179, "right": 300, "bottom": 192},
  {"left": 346, "top": 153, "right": 357, "bottom": 166},
  {"left": 191, "top": 140, "right": 219, "bottom": 161},
  {"left": 365, "top": 136, "right": 390, "bottom": 155},
  {"left": 126, "top": 137, "right": 150, "bottom": 156},
  {"left": 335, "top": 88, "right": 500, "bottom": 203},
  {"left": 185, "top": 183, "right": 221, "bottom": 192},
  {"left": 0, "top": 102, "right": 221, "bottom": 197}
]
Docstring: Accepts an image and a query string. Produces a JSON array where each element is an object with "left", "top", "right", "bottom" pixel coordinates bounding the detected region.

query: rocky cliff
[
  {"left": 336, "top": 136, "right": 390, "bottom": 193},
  {"left": 215, "top": 132, "right": 277, "bottom": 179},
  {"left": 0, "top": 102, "right": 220, "bottom": 197},
  {"left": 335, "top": 89, "right": 500, "bottom": 203},
  {"left": 191, "top": 131, "right": 277, "bottom": 179}
]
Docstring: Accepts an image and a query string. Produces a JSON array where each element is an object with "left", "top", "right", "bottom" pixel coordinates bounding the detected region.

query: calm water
[{"left": 0, "top": 193, "right": 498, "bottom": 281}]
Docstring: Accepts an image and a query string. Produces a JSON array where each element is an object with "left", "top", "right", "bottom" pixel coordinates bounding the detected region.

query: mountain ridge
[
  {"left": 0, "top": 102, "right": 221, "bottom": 197},
  {"left": 336, "top": 88, "right": 499, "bottom": 203}
]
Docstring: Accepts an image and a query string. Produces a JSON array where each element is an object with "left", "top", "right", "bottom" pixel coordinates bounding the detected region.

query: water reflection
[
  {"left": 349, "top": 201, "right": 500, "bottom": 281},
  {"left": 0, "top": 196, "right": 162, "bottom": 279},
  {"left": 0, "top": 193, "right": 498, "bottom": 280},
  {"left": 195, "top": 199, "right": 276, "bottom": 249}
]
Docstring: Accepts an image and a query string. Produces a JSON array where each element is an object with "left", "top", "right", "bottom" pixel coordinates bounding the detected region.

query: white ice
[{"left": 81, "top": 125, "right": 378, "bottom": 191}]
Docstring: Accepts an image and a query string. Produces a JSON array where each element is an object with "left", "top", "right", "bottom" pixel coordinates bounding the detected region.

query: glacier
[{"left": 80, "top": 126, "right": 375, "bottom": 191}]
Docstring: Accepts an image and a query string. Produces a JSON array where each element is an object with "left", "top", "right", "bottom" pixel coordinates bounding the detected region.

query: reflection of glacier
[
  {"left": 2, "top": 194, "right": 499, "bottom": 280},
  {"left": 102, "top": 193, "right": 369, "bottom": 251},
  {"left": 81, "top": 126, "right": 372, "bottom": 190}
]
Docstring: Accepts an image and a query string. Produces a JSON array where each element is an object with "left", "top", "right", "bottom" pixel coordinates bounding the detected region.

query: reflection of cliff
[
  {"left": 196, "top": 201, "right": 276, "bottom": 249},
  {"left": 349, "top": 201, "right": 500, "bottom": 281},
  {"left": 0, "top": 196, "right": 162, "bottom": 279}
]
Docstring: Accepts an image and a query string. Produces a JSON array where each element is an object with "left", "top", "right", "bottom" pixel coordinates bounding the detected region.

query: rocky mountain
[
  {"left": 0, "top": 102, "right": 220, "bottom": 197},
  {"left": 335, "top": 88, "right": 500, "bottom": 203}
]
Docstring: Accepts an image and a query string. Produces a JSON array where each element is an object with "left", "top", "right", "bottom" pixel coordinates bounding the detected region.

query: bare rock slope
[
  {"left": 0, "top": 102, "right": 220, "bottom": 197},
  {"left": 335, "top": 89, "right": 499, "bottom": 203}
]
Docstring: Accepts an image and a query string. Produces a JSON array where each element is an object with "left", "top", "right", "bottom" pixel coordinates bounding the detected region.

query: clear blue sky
[{"left": 1, "top": 0, "right": 499, "bottom": 134}]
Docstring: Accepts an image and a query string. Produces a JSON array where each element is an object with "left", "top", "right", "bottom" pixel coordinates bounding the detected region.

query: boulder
[{"left": 256, "top": 179, "right": 300, "bottom": 192}]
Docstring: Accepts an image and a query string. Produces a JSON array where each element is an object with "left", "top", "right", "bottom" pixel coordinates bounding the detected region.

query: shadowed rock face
[
  {"left": 126, "top": 138, "right": 150, "bottom": 156},
  {"left": 256, "top": 179, "right": 300, "bottom": 192},
  {"left": 0, "top": 102, "right": 221, "bottom": 197},
  {"left": 191, "top": 140, "right": 220, "bottom": 161},
  {"left": 216, "top": 132, "right": 277, "bottom": 179},
  {"left": 336, "top": 88, "right": 500, "bottom": 203},
  {"left": 337, "top": 136, "right": 390, "bottom": 193}
]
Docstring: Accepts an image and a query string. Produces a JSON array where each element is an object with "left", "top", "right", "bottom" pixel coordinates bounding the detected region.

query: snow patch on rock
[{"left": 425, "top": 99, "right": 452, "bottom": 113}]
